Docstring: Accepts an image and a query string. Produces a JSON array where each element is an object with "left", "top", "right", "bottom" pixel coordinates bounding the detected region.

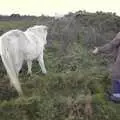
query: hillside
[{"left": 0, "top": 11, "right": 120, "bottom": 120}]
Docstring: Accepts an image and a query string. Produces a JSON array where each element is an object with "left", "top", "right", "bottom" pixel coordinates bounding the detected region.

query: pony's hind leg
[
  {"left": 27, "top": 60, "right": 32, "bottom": 75},
  {"left": 15, "top": 56, "right": 24, "bottom": 75}
]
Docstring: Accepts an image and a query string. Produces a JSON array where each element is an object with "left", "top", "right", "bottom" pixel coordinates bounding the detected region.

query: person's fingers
[{"left": 92, "top": 47, "right": 98, "bottom": 54}]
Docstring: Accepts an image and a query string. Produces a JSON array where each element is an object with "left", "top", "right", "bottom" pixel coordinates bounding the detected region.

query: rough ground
[{"left": 0, "top": 11, "right": 120, "bottom": 120}]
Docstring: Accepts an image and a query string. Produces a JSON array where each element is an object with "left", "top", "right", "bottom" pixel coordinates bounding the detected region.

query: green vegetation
[{"left": 0, "top": 11, "right": 120, "bottom": 120}]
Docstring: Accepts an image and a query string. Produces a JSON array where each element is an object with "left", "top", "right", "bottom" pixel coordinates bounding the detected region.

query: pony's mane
[{"left": 26, "top": 25, "right": 48, "bottom": 32}]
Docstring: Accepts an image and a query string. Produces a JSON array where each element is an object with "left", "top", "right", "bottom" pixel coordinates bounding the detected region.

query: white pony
[{"left": 0, "top": 25, "right": 48, "bottom": 95}]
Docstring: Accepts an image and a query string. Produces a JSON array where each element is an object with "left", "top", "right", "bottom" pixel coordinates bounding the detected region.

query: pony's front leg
[
  {"left": 27, "top": 60, "right": 32, "bottom": 75},
  {"left": 38, "top": 55, "right": 47, "bottom": 74}
]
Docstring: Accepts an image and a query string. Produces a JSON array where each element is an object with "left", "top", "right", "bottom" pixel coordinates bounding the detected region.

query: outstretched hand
[{"left": 92, "top": 47, "right": 99, "bottom": 55}]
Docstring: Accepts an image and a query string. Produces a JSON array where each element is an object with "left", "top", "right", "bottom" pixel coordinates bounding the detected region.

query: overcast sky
[{"left": 0, "top": 0, "right": 120, "bottom": 16}]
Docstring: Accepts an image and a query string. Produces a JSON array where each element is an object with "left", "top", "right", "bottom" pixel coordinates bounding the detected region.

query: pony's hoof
[
  {"left": 27, "top": 72, "right": 32, "bottom": 76},
  {"left": 42, "top": 71, "right": 47, "bottom": 75}
]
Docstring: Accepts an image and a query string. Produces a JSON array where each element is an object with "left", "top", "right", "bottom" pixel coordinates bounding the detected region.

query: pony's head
[
  {"left": 27, "top": 25, "right": 48, "bottom": 34},
  {"left": 27, "top": 25, "right": 48, "bottom": 44},
  {"left": 31, "top": 25, "right": 48, "bottom": 31}
]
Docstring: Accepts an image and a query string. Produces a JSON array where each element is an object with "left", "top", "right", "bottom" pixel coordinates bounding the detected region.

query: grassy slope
[{"left": 0, "top": 20, "right": 120, "bottom": 120}]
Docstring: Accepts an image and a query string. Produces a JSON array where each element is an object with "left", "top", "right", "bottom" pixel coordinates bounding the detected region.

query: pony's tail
[{"left": 1, "top": 39, "right": 23, "bottom": 96}]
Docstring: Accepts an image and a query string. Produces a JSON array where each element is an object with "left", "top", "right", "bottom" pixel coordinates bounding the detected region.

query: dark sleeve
[{"left": 98, "top": 38, "right": 120, "bottom": 53}]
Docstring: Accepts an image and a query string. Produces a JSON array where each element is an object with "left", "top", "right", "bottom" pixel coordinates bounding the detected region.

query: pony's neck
[{"left": 25, "top": 30, "right": 47, "bottom": 46}]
